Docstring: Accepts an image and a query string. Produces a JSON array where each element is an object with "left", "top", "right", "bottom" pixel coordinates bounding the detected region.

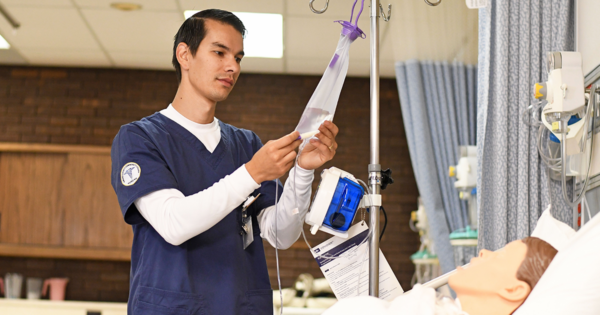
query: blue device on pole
[
  {"left": 305, "top": 167, "right": 365, "bottom": 238},
  {"left": 323, "top": 178, "right": 365, "bottom": 232}
]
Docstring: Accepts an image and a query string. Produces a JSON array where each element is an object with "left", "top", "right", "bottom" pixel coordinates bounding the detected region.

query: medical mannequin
[
  {"left": 449, "top": 237, "right": 557, "bottom": 315},
  {"left": 322, "top": 237, "right": 557, "bottom": 315}
]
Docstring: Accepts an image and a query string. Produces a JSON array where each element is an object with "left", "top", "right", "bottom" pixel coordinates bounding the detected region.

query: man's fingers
[
  {"left": 310, "top": 138, "right": 334, "bottom": 156},
  {"left": 279, "top": 138, "right": 302, "bottom": 154},
  {"left": 282, "top": 149, "right": 297, "bottom": 165},
  {"left": 273, "top": 131, "right": 301, "bottom": 149},
  {"left": 279, "top": 150, "right": 297, "bottom": 174},
  {"left": 323, "top": 121, "right": 339, "bottom": 136},
  {"left": 318, "top": 123, "right": 335, "bottom": 141},
  {"left": 314, "top": 132, "right": 333, "bottom": 148},
  {"left": 283, "top": 159, "right": 295, "bottom": 173}
]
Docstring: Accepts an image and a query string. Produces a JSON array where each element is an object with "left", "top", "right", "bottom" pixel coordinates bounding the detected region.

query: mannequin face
[{"left": 449, "top": 240, "right": 531, "bottom": 301}]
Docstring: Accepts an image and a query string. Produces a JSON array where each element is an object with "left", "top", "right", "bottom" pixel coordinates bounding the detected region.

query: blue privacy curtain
[
  {"left": 477, "top": 0, "right": 575, "bottom": 251},
  {"left": 396, "top": 61, "right": 478, "bottom": 272}
]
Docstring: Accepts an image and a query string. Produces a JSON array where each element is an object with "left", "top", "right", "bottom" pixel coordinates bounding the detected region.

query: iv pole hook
[
  {"left": 424, "top": 0, "right": 442, "bottom": 6},
  {"left": 379, "top": 4, "right": 391, "bottom": 22},
  {"left": 309, "top": 0, "right": 329, "bottom": 14}
]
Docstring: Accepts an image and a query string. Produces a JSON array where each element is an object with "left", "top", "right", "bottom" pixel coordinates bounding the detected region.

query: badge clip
[{"left": 241, "top": 193, "right": 261, "bottom": 250}]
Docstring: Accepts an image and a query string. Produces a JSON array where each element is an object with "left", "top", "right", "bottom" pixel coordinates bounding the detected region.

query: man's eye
[
  {"left": 236, "top": 57, "right": 242, "bottom": 63},
  {"left": 214, "top": 51, "right": 223, "bottom": 56}
]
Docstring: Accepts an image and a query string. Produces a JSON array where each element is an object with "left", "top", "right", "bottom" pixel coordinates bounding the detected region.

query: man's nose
[{"left": 224, "top": 57, "right": 240, "bottom": 74}]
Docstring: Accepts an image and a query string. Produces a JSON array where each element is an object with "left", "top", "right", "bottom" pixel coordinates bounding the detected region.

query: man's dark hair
[
  {"left": 172, "top": 9, "right": 246, "bottom": 83},
  {"left": 516, "top": 237, "right": 558, "bottom": 290}
]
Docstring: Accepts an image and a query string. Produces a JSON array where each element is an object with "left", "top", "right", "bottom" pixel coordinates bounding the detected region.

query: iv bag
[{"left": 295, "top": 22, "right": 364, "bottom": 137}]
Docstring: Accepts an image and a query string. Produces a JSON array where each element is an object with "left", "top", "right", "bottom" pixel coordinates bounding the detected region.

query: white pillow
[
  {"left": 531, "top": 206, "right": 576, "bottom": 251},
  {"left": 514, "top": 210, "right": 600, "bottom": 315}
]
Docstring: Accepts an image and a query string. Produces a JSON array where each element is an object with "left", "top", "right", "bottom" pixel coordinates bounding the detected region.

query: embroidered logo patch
[{"left": 121, "top": 162, "right": 141, "bottom": 186}]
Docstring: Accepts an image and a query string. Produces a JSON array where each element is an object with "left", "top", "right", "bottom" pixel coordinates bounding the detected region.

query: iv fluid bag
[{"left": 295, "top": 24, "right": 363, "bottom": 135}]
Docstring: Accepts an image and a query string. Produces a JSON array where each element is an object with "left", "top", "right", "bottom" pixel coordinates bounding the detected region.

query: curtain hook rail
[
  {"left": 309, "top": 0, "right": 329, "bottom": 14},
  {"left": 379, "top": 4, "right": 391, "bottom": 22},
  {"left": 424, "top": 0, "right": 442, "bottom": 7}
]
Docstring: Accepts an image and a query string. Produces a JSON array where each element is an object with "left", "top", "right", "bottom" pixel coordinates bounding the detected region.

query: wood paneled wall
[{"left": 0, "top": 145, "right": 132, "bottom": 258}]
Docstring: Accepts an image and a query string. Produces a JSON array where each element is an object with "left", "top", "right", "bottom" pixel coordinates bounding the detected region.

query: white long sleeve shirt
[{"left": 134, "top": 104, "right": 314, "bottom": 249}]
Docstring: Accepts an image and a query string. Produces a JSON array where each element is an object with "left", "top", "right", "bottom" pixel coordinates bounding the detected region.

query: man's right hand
[{"left": 246, "top": 131, "right": 302, "bottom": 183}]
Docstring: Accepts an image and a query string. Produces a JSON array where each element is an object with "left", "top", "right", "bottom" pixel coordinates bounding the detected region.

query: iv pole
[
  {"left": 308, "top": 0, "right": 391, "bottom": 297},
  {"left": 368, "top": 0, "right": 382, "bottom": 297}
]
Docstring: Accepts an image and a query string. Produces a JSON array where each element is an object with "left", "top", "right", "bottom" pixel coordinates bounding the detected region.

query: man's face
[
  {"left": 448, "top": 240, "right": 528, "bottom": 296},
  {"left": 185, "top": 19, "right": 244, "bottom": 103}
]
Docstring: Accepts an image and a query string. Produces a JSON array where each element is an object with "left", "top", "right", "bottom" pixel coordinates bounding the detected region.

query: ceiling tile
[
  {"left": 0, "top": 0, "right": 477, "bottom": 74},
  {"left": 0, "top": 7, "right": 101, "bottom": 50},
  {"left": 286, "top": 17, "right": 349, "bottom": 59},
  {"left": 286, "top": 0, "right": 372, "bottom": 23},
  {"left": 74, "top": 0, "right": 179, "bottom": 11},
  {"left": 285, "top": 16, "right": 392, "bottom": 61},
  {"left": 1, "top": 0, "right": 71, "bottom": 7},
  {"left": 81, "top": 9, "right": 183, "bottom": 53},
  {"left": 0, "top": 48, "right": 28, "bottom": 64},
  {"left": 110, "top": 51, "right": 172, "bottom": 69},
  {"left": 389, "top": 0, "right": 478, "bottom": 64},
  {"left": 178, "top": 0, "right": 283, "bottom": 14},
  {"left": 19, "top": 49, "right": 110, "bottom": 67}
]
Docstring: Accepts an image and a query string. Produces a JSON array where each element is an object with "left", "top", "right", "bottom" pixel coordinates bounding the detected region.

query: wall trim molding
[
  {"left": 0, "top": 243, "right": 130, "bottom": 261},
  {"left": 0, "top": 142, "right": 111, "bottom": 155}
]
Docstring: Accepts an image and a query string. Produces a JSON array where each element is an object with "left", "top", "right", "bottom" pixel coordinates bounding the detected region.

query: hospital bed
[
  {"left": 322, "top": 207, "right": 600, "bottom": 315},
  {"left": 421, "top": 207, "right": 600, "bottom": 314}
]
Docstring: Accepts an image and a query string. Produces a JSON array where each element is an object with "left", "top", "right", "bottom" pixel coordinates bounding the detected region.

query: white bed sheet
[
  {"left": 321, "top": 284, "right": 466, "bottom": 315},
  {"left": 514, "top": 208, "right": 600, "bottom": 315}
]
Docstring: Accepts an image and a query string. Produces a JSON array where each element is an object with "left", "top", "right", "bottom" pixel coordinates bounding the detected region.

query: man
[
  {"left": 323, "top": 237, "right": 558, "bottom": 315},
  {"left": 111, "top": 9, "right": 339, "bottom": 315}
]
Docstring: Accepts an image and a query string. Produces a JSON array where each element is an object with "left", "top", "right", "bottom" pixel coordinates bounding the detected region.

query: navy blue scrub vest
[{"left": 111, "top": 113, "right": 281, "bottom": 315}]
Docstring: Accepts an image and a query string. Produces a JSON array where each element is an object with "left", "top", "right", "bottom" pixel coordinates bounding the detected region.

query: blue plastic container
[{"left": 323, "top": 178, "right": 365, "bottom": 232}]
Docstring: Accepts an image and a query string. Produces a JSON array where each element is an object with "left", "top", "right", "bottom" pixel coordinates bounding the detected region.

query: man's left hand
[{"left": 297, "top": 121, "right": 339, "bottom": 170}]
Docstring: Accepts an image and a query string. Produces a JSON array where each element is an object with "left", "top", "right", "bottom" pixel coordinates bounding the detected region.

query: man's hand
[
  {"left": 298, "top": 121, "right": 339, "bottom": 170},
  {"left": 246, "top": 131, "right": 302, "bottom": 183}
]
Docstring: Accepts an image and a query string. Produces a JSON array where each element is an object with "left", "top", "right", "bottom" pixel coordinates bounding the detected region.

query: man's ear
[
  {"left": 176, "top": 43, "right": 191, "bottom": 71},
  {"left": 498, "top": 280, "right": 531, "bottom": 302}
]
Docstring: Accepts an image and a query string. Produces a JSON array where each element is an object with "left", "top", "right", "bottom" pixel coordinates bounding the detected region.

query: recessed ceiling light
[
  {"left": 183, "top": 10, "right": 283, "bottom": 59},
  {"left": 110, "top": 2, "right": 142, "bottom": 11},
  {"left": 0, "top": 34, "right": 10, "bottom": 49}
]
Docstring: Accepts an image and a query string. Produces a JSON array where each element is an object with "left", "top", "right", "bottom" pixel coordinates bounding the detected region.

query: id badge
[
  {"left": 242, "top": 214, "right": 254, "bottom": 250},
  {"left": 241, "top": 194, "right": 260, "bottom": 250}
]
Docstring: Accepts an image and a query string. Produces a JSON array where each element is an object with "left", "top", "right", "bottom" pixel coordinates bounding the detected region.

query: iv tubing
[
  {"left": 275, "top": 178, "right": 283, "bottom": 315},
  {"left": 559, "top": 85, "right": 597, "bottom": 208},
  {"left": 538, "top": 126, "right": 562, "bottom": 171},
  {"left": 537, "top": 87, "right": 595, "bottom": 173},
  {"left": 522, "top": 101, "right": 545, "bottom": 128}
]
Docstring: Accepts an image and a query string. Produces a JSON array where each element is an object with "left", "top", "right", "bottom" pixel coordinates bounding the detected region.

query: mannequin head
[{"left": 448, "top": 237, "right": 557, "bottom": 315}]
